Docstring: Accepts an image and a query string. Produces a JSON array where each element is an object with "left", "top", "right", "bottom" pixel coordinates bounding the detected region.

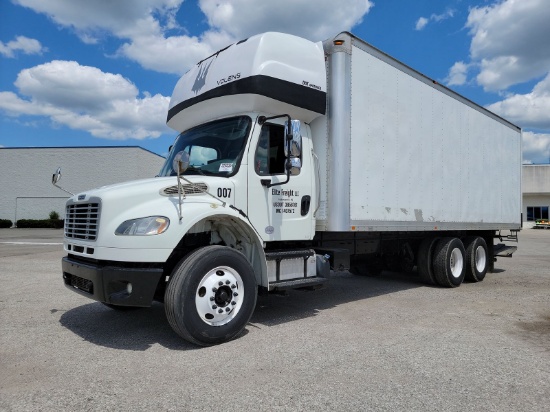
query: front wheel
[{"left": 165, "top": 246, "right": 257, "bottom": 346}]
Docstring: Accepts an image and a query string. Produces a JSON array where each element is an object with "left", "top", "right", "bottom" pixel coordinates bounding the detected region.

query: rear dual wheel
[
  {"left": 419, "top": 236, "right": 489, "bottom": 288},
  {"left": 417, "top": 237, "right": 438, "bottom": 285},
  {"left": 433, "top": 237, "right": 466, "bottom": 288},
  {"left": 463, "top": 237, "right": 489, "bottom": 282}
]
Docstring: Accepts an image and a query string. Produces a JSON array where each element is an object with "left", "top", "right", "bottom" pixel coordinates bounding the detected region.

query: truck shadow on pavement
[
  {"left": 59, "top": 301, "right": 197, "bottom": 351},
  {"left": 251, "top": 270, "right": 421, "bottom": 327},
  {"left": 58, "top": 270, "right": 424, "bottom": 351}
]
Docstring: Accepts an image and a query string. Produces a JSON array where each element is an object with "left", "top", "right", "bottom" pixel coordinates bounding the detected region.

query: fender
[{"left": 168, "top": 202, "right": 268, "bottom": 288}]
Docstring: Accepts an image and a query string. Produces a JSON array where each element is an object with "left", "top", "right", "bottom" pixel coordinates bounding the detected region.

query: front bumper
[{"left": 62, "top": 256, "right": 164, "bottom": 307}]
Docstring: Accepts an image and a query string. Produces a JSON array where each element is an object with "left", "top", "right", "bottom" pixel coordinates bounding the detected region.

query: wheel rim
[
  {"left": 195, "top": 266, "right": 243, "bottom": 326},
  {"left": 475, "top": 245, "right": 487, "bottom": 273},
  {"left": 449, "top": 247, "right": 464, "bottom": 278}
]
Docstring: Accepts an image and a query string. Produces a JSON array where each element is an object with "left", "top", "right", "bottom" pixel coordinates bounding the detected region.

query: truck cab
[{"left": 62, "top": 32, "right": 329, "bottom": 345}]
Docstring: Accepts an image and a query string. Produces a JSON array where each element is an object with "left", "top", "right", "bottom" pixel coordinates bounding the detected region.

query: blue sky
[{"left": 1, "top": 0, "right": 549, "bottom": 163}]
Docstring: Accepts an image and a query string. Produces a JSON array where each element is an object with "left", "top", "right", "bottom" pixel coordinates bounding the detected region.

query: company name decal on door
[{"left": 272, "top": 188, "right": 299, "bottom": 214}]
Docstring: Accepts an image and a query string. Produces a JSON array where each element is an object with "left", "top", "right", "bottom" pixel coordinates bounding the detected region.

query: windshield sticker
[{"left": 219, "top": 163, "right": 233, "bottom": 172}]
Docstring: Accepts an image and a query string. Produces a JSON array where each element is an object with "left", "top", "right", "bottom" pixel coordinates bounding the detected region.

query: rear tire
[
  {"left": 463, "top": 237, "right": 488, "bottom": 282},
  {"left": 433, "top": 237, "right": 466, "bottom": 288},
  {"left": 417, "top": 237, "right": 438, "bottom": 285},
  {"left": 165, "top": 245, "right": 257, "bottom": 346}
]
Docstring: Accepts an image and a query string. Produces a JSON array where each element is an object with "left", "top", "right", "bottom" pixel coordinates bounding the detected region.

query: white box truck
[{"left": 59, "top": 32, "right": 521, "bottom": 346}]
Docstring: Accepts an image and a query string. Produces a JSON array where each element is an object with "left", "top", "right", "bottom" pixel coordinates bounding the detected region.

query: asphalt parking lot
[{"left": 1, "top": 228, "right": 549, "bottom": 411}]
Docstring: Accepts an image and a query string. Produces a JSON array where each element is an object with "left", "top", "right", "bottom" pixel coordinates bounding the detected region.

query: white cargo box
[{"left": 311, "top": 32, "right": 522, "bottom": 232}]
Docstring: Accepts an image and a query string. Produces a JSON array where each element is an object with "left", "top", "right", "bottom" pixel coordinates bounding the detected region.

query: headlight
[{"left": 115, "top": 216, "right": 170, "bottom": 236}]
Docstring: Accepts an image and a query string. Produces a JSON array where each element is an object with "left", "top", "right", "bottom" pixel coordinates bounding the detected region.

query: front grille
[
  {"left": 65, "top": 202, "right": 100, "bottom": 241},
  {"left": 162, "top": 183, "right": 208, "bottom": 196}
]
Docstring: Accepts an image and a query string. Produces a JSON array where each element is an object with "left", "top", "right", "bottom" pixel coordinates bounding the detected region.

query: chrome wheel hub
[{"left": 195, "top": 266, "right": 243, "bottom": 326}]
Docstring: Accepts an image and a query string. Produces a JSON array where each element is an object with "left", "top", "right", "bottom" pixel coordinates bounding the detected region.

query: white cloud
[
  {"left": 13, "top": 0, "right": 208, "bottom": 74},
  {"left": 3, "top": 0, "right": 375, "bottom": 141},
  {"left": 443, "top": 0, "right": 550, "bottom": 163},
  {"left": 415, "top": 17, "right": 428, "bottom": 31},
  {"left": 521, "top": 132, "right": 550, "bottom": 164},
  {"left": 14, "top": 0, "right": 373, "bottom": 75},
  {"left": 118, "top": 31, "right": 233, "bottom": 75},
  {"left": 415, "top": 9, "right": 455, "bottom": 31},
  {"left": 0, "top": 61, "right": 170, "bottom": 139},
  {"left": 15, "top": 61, "right": 138, "bottom": 111},
  {"left": 0, "top": 35, "right": 46, "bottom": 58},
  {"left": 445, "top": 61, "right": 471, "bottom": 86},
  {"left": 486, "top": 74, "right": 550, "bottom": 130},
  {"left": 13, "top": 0, "right": 183, "bottom": 40},
  {"left": 486, "top": 73, "right": 550, "bottom": 164},
  {"left": 465, "top": 0, "right": 550, "bottom": 91},
  {"left": 199, "top": 0, "right": 374, "bottom": 41}
]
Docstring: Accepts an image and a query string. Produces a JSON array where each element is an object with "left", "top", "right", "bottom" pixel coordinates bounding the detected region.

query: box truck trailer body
[
  {"left": 59, "top": 32, "right": 521, "bottom": 346},
  {"left": 312, "top": 33, "right": 521, "bottom": 232}
]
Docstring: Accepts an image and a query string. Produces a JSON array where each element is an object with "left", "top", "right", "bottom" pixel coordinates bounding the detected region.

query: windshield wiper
[
  {"left": 187, "top": 165, "right": 205, "bottom": 175},
  {"left": 170, "top": 165, "right": 214, "bottom": 177}
]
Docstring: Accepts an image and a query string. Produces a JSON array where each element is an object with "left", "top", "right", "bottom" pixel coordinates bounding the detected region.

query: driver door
[{"left": 246, "top": 119, "right": 314, "bottom": 242}]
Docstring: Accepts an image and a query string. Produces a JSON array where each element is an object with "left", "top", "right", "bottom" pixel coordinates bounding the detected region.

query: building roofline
[{"left": 0, "top": 146, "right": 165, "bottom": 159}]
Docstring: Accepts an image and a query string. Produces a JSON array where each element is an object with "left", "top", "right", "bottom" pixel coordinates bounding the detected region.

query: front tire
[
  {"left": 165, "top": 246, "right": 257, "bottom": 346},
  {"left": 433, "top": 237, "right": 466, "bottom": 288}
]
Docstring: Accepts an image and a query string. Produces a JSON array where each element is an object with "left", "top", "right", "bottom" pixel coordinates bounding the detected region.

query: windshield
[{"left": 159, "top": 116, "right": 251, "bottom": 177}]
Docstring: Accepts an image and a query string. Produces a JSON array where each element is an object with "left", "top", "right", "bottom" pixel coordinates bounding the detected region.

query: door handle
[{"left": 301, "top": 195, "right": 311, "bottom": 216}]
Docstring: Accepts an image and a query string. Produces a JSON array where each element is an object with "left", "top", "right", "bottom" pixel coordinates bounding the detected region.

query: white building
[
  {"left": 0, "top": 147, "right": 165, "bottom": 224},
  {"left": 2, "top": 147, "right": 548, "bottom": 229},
  {"left": 522, "top": 164, "right": 550, "bottom": 227}
]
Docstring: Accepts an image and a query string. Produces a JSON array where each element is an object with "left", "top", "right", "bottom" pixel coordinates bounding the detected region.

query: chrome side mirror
[
  {"left": 51, "top": 167, "right": 74, "bottom": 195},
  {"left": 52, "top": 167, "right": 62, "bottom": 185},
  {"left": 285, "top": 120, "right": 302, "bottom": 157},
  {"left": 173, "top": 151, "right": 190, "bottom": 175},
  {"left": 285, "top": 120, "right": 302, "bottom": 175}
]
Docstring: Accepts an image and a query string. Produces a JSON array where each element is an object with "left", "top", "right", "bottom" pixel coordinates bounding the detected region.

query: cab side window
[{"left": 255, "top": 124, "right": 286, "bottom": 175}]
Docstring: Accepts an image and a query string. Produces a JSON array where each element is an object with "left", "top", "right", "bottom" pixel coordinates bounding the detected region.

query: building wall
[
  {"left": 522, "top": 165, "right": 550, "bottom": 227},
  {"left": 523, "top": 164, "right": 550, "bottom": 193},
  {"left": 0, "top": 147, "right": 165, "bottom": 223}
]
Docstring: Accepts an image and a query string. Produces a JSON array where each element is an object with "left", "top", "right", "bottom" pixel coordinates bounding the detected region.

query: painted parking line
[{"left": 0, "top": 242, "right": 63, "bottom": 245}]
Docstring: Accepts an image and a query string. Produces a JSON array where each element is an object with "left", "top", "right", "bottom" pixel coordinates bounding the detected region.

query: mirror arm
[
  {"left": 51, "top": 168, "right": 74, "bottom": 196},
  {"left": 258, "top": 114, "right": 293, "bottom": 142},
  {"left": 176, "top": 167, "right": 184, "bottom": 221},
  {"left": 258, "top": 114, "right": 292, "bottom": 129},
  {"left": 52, "top": 182, "right": 74, "bottom": 196},
  {"left": 261, "top": 165, "right": 291, "bottom": 188}
]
